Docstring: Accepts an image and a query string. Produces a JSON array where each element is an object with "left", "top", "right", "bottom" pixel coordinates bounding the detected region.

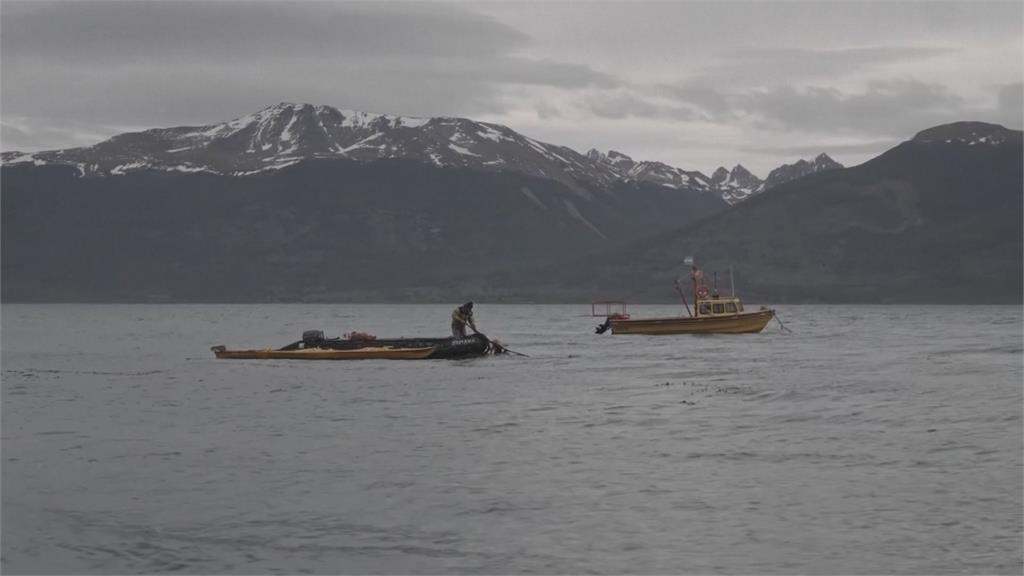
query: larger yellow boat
[
  {"left": 596, "top": 263, "right": 775, "bottom": 335},
  {"left": 606, "top": 298, "right": 774, "bottom": 335}
]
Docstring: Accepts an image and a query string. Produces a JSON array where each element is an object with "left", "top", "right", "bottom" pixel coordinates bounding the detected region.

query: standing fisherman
[{"left": 451, "top": 301, "right": 477, "bottom": 338}]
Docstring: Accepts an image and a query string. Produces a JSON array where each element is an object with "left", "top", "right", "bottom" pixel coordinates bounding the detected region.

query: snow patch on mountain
[
  {"left": 586, "top": 148, "right": 712, "bottom": 192},
  {"left": 449, "top": 143, "right": 480, "bottom": 157},
  {"left": 520, "top": 186, "right": 547, "bottom": 210},
  {"left": 476, "top": 124, "right": 507, "bottom": 143},
  {"left": 563, "top": 199, "right": 607, "bottom": 239},
  {"left": 110, "top": 162, "right": 150, "bottom": 175}
]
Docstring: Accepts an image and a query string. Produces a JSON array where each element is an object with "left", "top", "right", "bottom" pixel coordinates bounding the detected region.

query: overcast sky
[{"left": 2, "top": 0, "right": 1021, "bottom": 175}]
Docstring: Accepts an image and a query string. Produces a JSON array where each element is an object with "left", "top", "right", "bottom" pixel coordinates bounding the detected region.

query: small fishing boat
[
  {"left": 211, "top": 345, "right": 435, "bottom": 360},
  {"left": 596, "top": 260, "right": 775, "bottom": 335},
  {"left": 212, "top": 330, "right": 507, "bottom": 360}
]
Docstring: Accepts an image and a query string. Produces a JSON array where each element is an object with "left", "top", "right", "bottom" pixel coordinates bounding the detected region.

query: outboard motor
[{"left": 302, "top": 329, "right": 325, "bottom": 348}]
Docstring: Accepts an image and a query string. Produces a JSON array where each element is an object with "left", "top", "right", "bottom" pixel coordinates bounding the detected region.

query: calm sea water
[{"left": 2, "top": 304, "right": 1021, "bottom": 574}]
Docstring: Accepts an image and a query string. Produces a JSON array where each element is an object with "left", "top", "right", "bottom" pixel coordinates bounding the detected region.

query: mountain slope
[
  {"left": 2, "top": 102, "right": 738, "bottom": 302},
  {"left": 497, "top": 122, "right": 1022, "bottom": 303},
  {"left": 1, "top": 157, "right": 726, "bottom": 302}
]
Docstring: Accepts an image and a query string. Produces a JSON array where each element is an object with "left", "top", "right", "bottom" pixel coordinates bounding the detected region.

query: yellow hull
[
  {"left": 211, "top": 346, "right": 435, "bottom": 360},
  {"left": 610, "top": 309, "right": 774, "bottom": 335}
]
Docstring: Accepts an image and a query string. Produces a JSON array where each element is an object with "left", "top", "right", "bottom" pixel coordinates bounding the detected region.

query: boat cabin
[{"left": 695, "top": 295, "right": 744, "bottom": 317}]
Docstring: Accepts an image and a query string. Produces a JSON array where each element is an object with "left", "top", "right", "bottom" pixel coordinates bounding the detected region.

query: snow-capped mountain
[
  {"left": 762, "top": 153, "right": 843, "bottom": 190},
  {"left": 1, "top": 103, "right": 692, "bottom": 193},
  {"left": 707, "top": 154, "right": 846, "bottom": 204},
  {"left": 586, "top": 149, "right": 712, "bottom": 191},
  {"left": 2, "top": 102, "right": 859, "bottom": 204},
  {"left": 586, "top": 149, "right": 636, "bottom": 172},
  {"left": 710, "top": 164, "right": 763, "bottom": 204}
]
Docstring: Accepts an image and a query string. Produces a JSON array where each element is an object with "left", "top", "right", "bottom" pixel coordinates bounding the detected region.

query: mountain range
[
  {"left": 1, "top": 102, "right": 839, "bottom": 204},
  {"left": 2, "top": 104, "right": 1019, "bottom": 303}
]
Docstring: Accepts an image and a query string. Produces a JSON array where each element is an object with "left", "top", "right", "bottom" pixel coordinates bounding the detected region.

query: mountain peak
[
  {"left": 265, "top": 101, "right": 310, "bottom": 111},
  {"left": 711, "top": 166, "right": 730, "bottom": 185},
  {"left": 731, "top": 164, "right": 755, "bottom": 178},
  {"left": 912, "top": 121, "right": 1019, "bottom": 145},
  {"left": 763, "top": 153, "right": 844, "bottom": 191},
  {"left": 712, "top": 164, "right": 764, "bottom": 205},
  {"left": 607, "top": 149, "right": 635, "bottom": 164},
  {"left": 1, "top": 103, "right": 636, "bottom": 190},
  {"left": 812, "top": 153, "right": 842, "bottom": 171},
  {"left": 586, "top": 149, "right": 636, "bottom": 172}
]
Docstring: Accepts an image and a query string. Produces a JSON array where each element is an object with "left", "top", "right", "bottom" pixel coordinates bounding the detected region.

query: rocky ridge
[{"left": 4, "top": 102, "right": 846, "bottom": 204}]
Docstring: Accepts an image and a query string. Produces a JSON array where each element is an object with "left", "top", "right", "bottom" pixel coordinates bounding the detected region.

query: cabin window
[
  {"left": 737, "top": 302, "right": 744, "bottom": 312},
  {"left": 725, "top": 302, "right": 738, "bottom": 313},
  {"left": 712, "top": 303, "right": 725, "bottom": 314},
  {"left": 699, "top": 303, "right": 712, "bottom": 315}
]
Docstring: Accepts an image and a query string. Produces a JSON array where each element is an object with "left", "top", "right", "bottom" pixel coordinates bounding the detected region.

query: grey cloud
[
  {"left": 535, "top": 101, "right": 562, "bottom": 120},
  {"left": 580, "top": 90, "right": 701, "bottom": 121},
  {"left": 736, "top": 139, "right": 904, "bottom": 158},
  {"left": 662, "top": 80, "right": 1017, "bottom": 138},
  {"left": 740, "top": 81, "right": 967, "bottom": 136},
  {"left": 1, "top": 1, "right": 527, "bottom": 63},
  {"left": 583, "top": 92, "right": 658, "bottom": 119},
  {"left": 475, "top": 1, "right": 1021, "bottom": 71},
  {"left": 997, "top": 83, "right": 1023, "bottom": 129},
  {"left": 1, "top": 0, "right": 620, "bottom": 142},
  {"left": 2, "top": 53, "right": 614, "bottom": 130},
  {"left": 1, "top": 117, "right": 126, "bottom": 152},
  {"left": 1, "top": 123, "right": 31, "bottom": 149},
  {"left": 2, "top": 0, "right": 1019, "bottom": 162},
  {"left": 656, "top": 85, "right": 733, "bottom": 119},
  {"left": 486, "top": 58, "right": 618, "bottom": 89},
  {"left": 700, "top": 46, "right": 955, "bottom": 86}
]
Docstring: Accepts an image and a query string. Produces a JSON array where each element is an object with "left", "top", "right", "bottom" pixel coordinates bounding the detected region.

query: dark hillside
[
  {"left": 1, "top": 159, "right": 724, "bottom": 302},
  {"left": 498, "top": 123, "right": 1023, "bottom": 303}
]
